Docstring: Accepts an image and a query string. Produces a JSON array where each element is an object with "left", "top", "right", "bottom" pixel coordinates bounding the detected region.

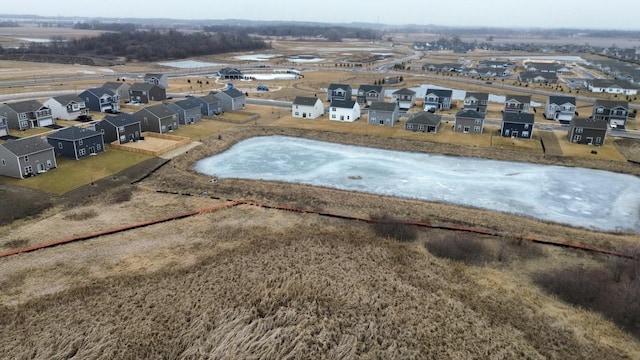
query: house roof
[
  {"left": 571, "top": 117, "right": 608, "bottom": 130},
  {"left": 1, "top": 136, "right": 53, "bottom": 156},
  {"left": 2, "top": 100, "right": 46, "bottom": 113},
  {"left": 525, "top": 62, "right": 561, "bottom": 70},
  {"left": 519, "top": 72, "right": 557, "bottom": 80},
  {"left": 368, "top": 101, "right": 397, "bottom": 111},
  {"left": 505, "top": 94, "right": 531, "bottom": 104},
  {"left": 406, "top": 112, "right": 442, "bottom": 126},
  {"left": 101, "top": 113, "right": 139, "bottom": 127},
  {"left": 358, "top": 84, "right": 382, "bottom": 93},
  {"left": 144, "top": 73, "right": 166, "bottom": 79},
  {"left": 47, "top": 126, "right": 101, "bottom": 141},
  {"left": 222, "top": 87, "right": 245, "bottom": 98},
  {"left": 548, "top": 95, "right": 576, "bottom": 106},
  {"left": 425, "top": 88, "right": 453, "bottom": 98},
  {"left": 465, "top": 92, "right": 489, "bottom": 101},
  {"left": 594, "top": 99, "right": 629, "bottom": 110},
  {"left": 50, "top": 94, "right": 83, "bottom": 106},
  {"left": 328, "top": 83, "right": 351, "bottom": 91},
  {"left": 130, "top": 83, "right": 158, "bottom": 91},
  {"left": 393, "top": 88, "right": 416, "bottom": 96},
  {"left": 198, "top": 94, "right": 220, "bottom": 104},
  {"left": 455, "top": 109, "right": 485, "bottom": 119},
  {"left": 293, "top": 96, "right": 320, "bottom": 106},
  {"left": 218, "top": 67, "right": 243, "bottom": 75},
  {"left": 503, "top": 112, "right": 535, "bottom": 124},
  {"left": 330, "top": 99, "right": 357, "bottom": 109},
  {"left": 81, "top": 87, "right": 116, "bottom": 98},
  {"left": 102, "top": 82, "right": 127, "bottom": 90},
  {"left": 170, "top": 99, "right": 201, "bottom": 110},
  {"left": 590, "top": 78, "right": 635, "bottom": 89},
  {"left": 137, "top": 104, "right": 177, "bottom": 118}
]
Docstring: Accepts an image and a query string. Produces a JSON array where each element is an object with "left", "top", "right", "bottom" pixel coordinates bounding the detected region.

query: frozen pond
[
  {"left": 234, "top": 54, "right": 282, "bottom": 61},
  {"left": 244, "top": 73, "right": 300, "bottom": 80},
  {"left": 194, "top": 136, "right": 640, "bottom": 233},
  {"left": 158, "top": 60, "right": 222, "bottom": 68}
]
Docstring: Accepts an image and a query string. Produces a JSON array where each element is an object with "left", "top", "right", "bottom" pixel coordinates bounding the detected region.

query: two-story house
[
  {"left": 405, "top": 112, "right": 442, "bottom": 133},
  {"left": 167, "top": 98, "right": 202, "bottom": 125},
  {"left": 463, "top": 92, "right": 489, "bottom": 113},
  {"left": 423, "top": 88, "right": 453, "bottom": 112},
  {"left": 454, "top": 109, "right": 485, "bottom": 134},
  {"left": 79, "top": 87, "right": 120, "bottom": 113},
  {"left": 212, "top": 88, "right": 246, "bottom": 111},
  {"left": 292, "top": 96, "right": 324, "bottom": 119},
  {"left": 329, "top": 100, "right": 360, "bottom": 122},
  {"left": 103, "top": 81, "right": 131, "bottom": 102},
  {"left": 0, "top": 136, "right": 57, "bottom": 178},
  {"left": 0, "top": 115, "right": 8, "bottom": 137},
  {"left": 568, "top": 118, "right": 607, "bottom": 146},
  {"left": 501, "top": 112, "right": 535, "bottom": 139},
  {"left": 545, "top": 96, "right": 576, "bottom": 123},
  {"left": 0, "top": 100, "right": 54, "bottom": 130},
  {"left": 128, "top": 83, "right": 166, "bottom": 104},
  {"left": 144, "top": 73, "right": 169, "bottom": 89},
  {"left": 95, "top": 113, "right": 142, "bottom": 144},
  {"left": 368, "top": 101, "right": 399, "bottom": 126},
  {"left": 327, "top": 84, "right": 353, "bottom": 103},
  {"left": 44, "top": 95, "right": 87, "bottom": 121},
  {"left": 504, "top": 95, "right": 531, "bottom": 113},
  {"left": 47, "top": 126, "right": 105, "bottom": 160},
  {"left": 392, "top": 88, "right": 416, "bottom": 110},
  {"left": 356, "top": 85, "right": 384, "bottom": 106},
  {"left": 592, "top": 100, "right": 629, "bottom": 129},
  {"left": 193, "top": 94, "right": 222, "bottom": 116},
  {"left": 133, "top": 104, "right": 179, "bottom": 134}
]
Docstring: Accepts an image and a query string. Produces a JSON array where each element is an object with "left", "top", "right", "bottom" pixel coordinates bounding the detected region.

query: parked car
[
  {"left": 77, "top": 114, "right": 92, "bottom": 122},
  {"left": 257, "top": 85, "right": 269, "bottom": 91}
]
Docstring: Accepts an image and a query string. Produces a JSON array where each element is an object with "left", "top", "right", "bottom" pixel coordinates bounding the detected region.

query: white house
[
  {"left": 545, "top": 95, "right": 576, "bottom": 122},
  {"left": 292, "top": 96, "right": 324, "bottom": 119},
  {"left": 329, "top": 99, "right": 360, "bottom": 122},
  {"left": 586, "top": 79, "right": 638, "bottom": 95},
  {"left": 392, "top": 88, "right": 416, "bottom": 110},
  {"left": 44, "top": 95, "right": 87, "bottom": 121}
]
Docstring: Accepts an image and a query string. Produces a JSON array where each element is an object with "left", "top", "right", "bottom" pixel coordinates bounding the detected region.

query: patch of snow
[
  {"left": 158, "top": 60, "right": 223, "bottom": 68},
  {"left": 234, "top": 54, "right": 282, "bottom": 61}
]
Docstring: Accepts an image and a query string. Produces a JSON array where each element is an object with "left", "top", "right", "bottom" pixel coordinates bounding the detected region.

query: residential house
[
  {"left": 356, "top": 85, "right": 384, "bottom": 106},
  {"left": 368, "top": 101, "right": 399, "bottom": 126},
  {"left": 454, "top": 109, "right": 485, "bottom": 133},
  {"left": 463, "top": 92, "right": 489, "bottom": 113},
  {"left": 592, "top": 100, "right": 629, "bottom": 129},
  {"left": 524, "top": 62, "right": 563, "bottom": 73},
  {"left": 327, "top": 84, "right": 353, "bottom": 103},
  {"left": 94, "top": 113, "right": 142, "bottom": 144},
  {"left": 329, "top": 99, "right": 360, "bottom": 122},
  {"left": 79, "top": 87, "right": 120, "bottom": 113},
  {"left": 218, "top": 67, "right": 244, "bottom": 79},
  {"left": 144, "top": 73, "right": 169, "bottom": 88},
  {"left": 568, "top": 118, "right": 607, "bottom": 146},
  {"left": 478, "top": 60, "right": 515, "bottom": 69},
  {"left": 518, "top": 71, "right": 558, "bottom": 84},
  {"left": 423, "top": 88, "right": 453, "bottom": 111},
  {"left": 0, "top": 100, "right": 54, "bottom": 130},
  {"left": 212, "top": 88, "right": 246, "bottom": 111},
  {"left": 405, "top": 112, "right": 442, "bottom": 133},
  {"left": 47, "top": 126, "right": 105, "bottom": 160},
  {"left": 133, "top": 104, "right": 179, "bottom": 134},
  {"left": 504, "top": 95, "right": 531, "bottom": 113},
  {"left": 392, "top": 88, "right": 416, "bottom": 110},
  {"left": 585, "top": 79, "right": 638, "bottom": 95},
  {"left": 167, "top": 99, "right": 202, "bottom": 125},
  {"left": 128, "top": 83, "right": 167, "bottom": 104},
  {"left": 103, "top": 81, "right": 131, "bottom": 102},
  {"left": 545, "top": 96, "right": 576, "bottom": 122},
  {"left": 0, "top": 116, "right": 8, "bottom": 137},
  {"left": 44, "top": 95, "right": 87, "bottom": 121},
  {"left": 500, "top": 112, "right": 535, "bottom": 139},
  {"left": 292, "top": 96, "right": 324, "bottom": 119},
  {"left": 0, "top": 136, "right": 57, "bottom": 179},
  {"left": 193, "top": 94, "right": 222, "bottom": 116}
]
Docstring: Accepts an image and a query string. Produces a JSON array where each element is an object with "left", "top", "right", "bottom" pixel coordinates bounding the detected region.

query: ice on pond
[{"left": 194, "top": 136, "right": 640, "bottom": 233}]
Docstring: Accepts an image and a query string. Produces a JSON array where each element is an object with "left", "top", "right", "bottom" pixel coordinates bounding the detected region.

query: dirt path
[{"left": 539, "top": 130, "right": 564, "bottom": 156}]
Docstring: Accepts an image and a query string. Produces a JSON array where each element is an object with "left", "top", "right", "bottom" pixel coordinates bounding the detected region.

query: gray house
[
  {"left": 592, "top": 100, "right": 629, "bottom": 129},
  {"left": 94, "top": 113, "right": 142, "bottom": 144},
  {"left": 194, "top": 94, "right": 222, "bottom": 116},
  {"left": 0, "top": 115, "right": 8, "bottom": 137},
  {"left": 368, "top": 101, "right": 399, "bottom": 126},
  {"left": 47, "top": 126, "right": 105, "bottom": 160},
  {"left": 212, "top": 88, "right": 246, "bottom": 111},
  {"left": 0, "top": 137, "right": 57, "bottom": 179},
  {"left": 129, "top": 83, "right": 167, "bottom": 104},
  {"left": 423, "top": 88, "right": 453, "bottom": 111},
  {"left": 327, "top": 84, "right": 353, "bottom": 102},
  {"left": 568, "top": 118, "right": 607, "bottom": 146},
  {"left": 454, "top": 109, "right": 485, "bottom": 133},
  {"left": 44, "top": 95, "right": 87, "bottom": 121},
  {"left": 144, "top": 73, "right": 169, "bottom": 88},
  {"left": 133, "top": 104, "right": 179, "bottom": 134},
  {"left": 357, "top": 85, "right": 384, "bottom": 106},
  {"left": 167, "top": 99, "right": 202, "bottom": 125},
  {"left": 501, "top": 112, "right": 535, "bottom": 139},
  {"left": 0, "top": 100, "right": 54, "bottom": 130},
  {"left": 504, "top": 95, "right": 531, "bottom": 113},
  {"left": 463, "top": 92, "right": 489, "bottom": 113},
  {"left": 218, "top": 67, "right": 244, "bottom": 79},
  {"left": 518, "top": 72, "right": 558, "bottom": 84},
  {"left": 79, "top": 87, "right": 120, "bottom": 113},
  {"left": 405, "top": 112, "right": 442, "bottom": 133},
  {"left": 545, "top": 95, "right": 576, "bottom": 123},
  {"left": 392, "top": 88, "right": 416, "bottom": 110},
  {"left": 103, "top": 82, "right": 131, "bottom": 102}
]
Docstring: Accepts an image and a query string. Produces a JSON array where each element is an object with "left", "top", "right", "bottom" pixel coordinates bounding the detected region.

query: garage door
[{"left": 39, "top": 119, "right": 53, "bottom": 127}]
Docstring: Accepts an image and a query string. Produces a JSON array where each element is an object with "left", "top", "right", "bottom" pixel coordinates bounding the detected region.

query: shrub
[
  {"left": 109, "top": 187, "right": 133, "bottom": 204},
  {"left": 424, "top": 234, "right": 492, "bottom": 265},
  {"left": 3, "top": 238, "right": 29, "bottom": 250},
  {"left": 63, "top": 209, "right": 99, "bottom": 221},
  {"left": 369, "top": 214, "right": 417, "bottom": 242}
]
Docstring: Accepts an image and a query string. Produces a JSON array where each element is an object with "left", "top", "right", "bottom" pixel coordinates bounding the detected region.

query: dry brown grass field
[{"left": 1, "top": 37, "right": 640, "bottom": 358}]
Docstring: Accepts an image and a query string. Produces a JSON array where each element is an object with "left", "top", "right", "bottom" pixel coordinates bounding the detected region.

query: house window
[
  {"left": 576, "top": 127, "right": 583, "bottom": 133},
  {"left": 78, "top": 139, "right": 83, "bottom": 146},
  {"left": 522, "top": 131, "right": 530, "bottom": 137},
  {"left": 596, "top": 107, "right": 604, "bottom": 113},
  {"left": 79, "top": 148, "right": 86, "bottom": 156},
  {"left": 475, "top": 119, "right": 482, "bottom": 124},
  {"left": 524, "top": 124, "right": 529, "bottom": 129},
  {"left": 331, "top": 114, "right": 336, "bottom": 119},
  {"left": 596, "top": 137, "right": 602, "bottom": 143},
  {"left": 456, "top": 124, "right": 462, "bottom": 130},
  {"left": 407, "top": 124, "right": 413, "bottom": 129},
  {"left": 24, "top": 165, "right": 33, "bottom": 174},
  {"left": 474, "top": 126, "right": 481, "bottom": 132},
  {"left": 58, "top": 143, "right": 63, "bottom": 149},
  {"left": 47, "top": 160, "right": 52, "bottom": 167},
  {"left": 573, "top": 135, "right": 582, "bottom": 142},
  {"left": 24, "top": 155, "right": 29, "bottom": 162},
  {"left": 295, "top": 112, "right": 299, "bottom": 116},
  {"left": 331, "top": 107, "right": 336, "bottom": 111},
  {"left": 1, "top": 159, "right": 5, "bottom": 166},
  {"left": 97, "top": 144, "right": 102, "bottom": 151},
  {"left": 100, "top": 129, "right": 105, "bottom": 134}
]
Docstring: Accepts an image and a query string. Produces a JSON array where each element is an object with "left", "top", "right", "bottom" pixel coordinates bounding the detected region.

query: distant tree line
[
  {"left": 203, "top": 25, "right": 382, "bottom": 42},
  {"left": 0, "top": 29, "right": 269, "bottom": 62},
  {"left": 0, "top": 21, "right": 19, "bottom": 27},
  {"left": 73, "top": 21, "right": 139, "bottom": 32}
]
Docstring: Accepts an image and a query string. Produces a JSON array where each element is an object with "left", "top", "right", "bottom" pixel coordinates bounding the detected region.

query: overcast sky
[{"left": 2, "top": 0, "right": 639, "bottom": 30}]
